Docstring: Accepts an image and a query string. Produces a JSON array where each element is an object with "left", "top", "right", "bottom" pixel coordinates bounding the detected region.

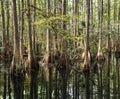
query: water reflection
[{"left": 0, "top": 64, "right": 84, "bottom": 99}]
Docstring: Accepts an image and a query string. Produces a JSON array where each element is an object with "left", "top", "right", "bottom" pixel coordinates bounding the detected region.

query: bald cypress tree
[{"left": 10, "top": 0, "right": 25, "bottom": 99}]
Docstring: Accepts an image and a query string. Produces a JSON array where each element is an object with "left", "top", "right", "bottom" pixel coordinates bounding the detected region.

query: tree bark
[
  {"left": 32, "top": 0, "right": 36, "bottom": 53},
  {"left": 84, "top": 0, "right": 90, "bottom": 98},
  {"left": 27, "top": 0, "right": 39, "bottom": 99},
  {"left": 106, "top": 0, "right": 111, "bottom": 98},
  {"left": 20, "top": 0, "right": 24, "bottom": 61},
  {"left": 11, "top": 0, "right": 25, "bottom": 99},
  {"left": 1, "top": 0, "right": 6, "bottom": 61}
]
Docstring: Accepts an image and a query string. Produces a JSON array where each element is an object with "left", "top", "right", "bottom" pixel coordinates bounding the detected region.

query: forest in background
[{"left": 0, "top": 0, "right": 120, "bottom": 99}]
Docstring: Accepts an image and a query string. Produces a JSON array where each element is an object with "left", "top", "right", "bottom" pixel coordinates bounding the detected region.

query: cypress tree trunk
[
  {"left": 83, "top": 0, "right": 91, "bottom": 98},
  {"left": 6, "top": 0, "right": 10, "bottom": 61},
  {"left": 1, "top": 0, "right": 6, "bottom": 62},
  {"left": 1, "top": 1, "right": 7, "bottom": 98},
  {"left": 113, "top": 1, "right": 117, "bottom": 98},
  {"left": 73, "top": 0, "right": 78, "bottom": 98},
  {"left": 60, "top": 1, "right": 71, "bottom": 98},
  {"left": 106, "top": 0, "right": 111, "bottom": 98},
  {"left": 26, "top": 0, "right": 39, "bottom": 99},
  {"left": 45, "top": 0, "right": 53, "bottom": 99},
  {"left": 97, "top": 0, "right": 104, "bottom": 98},
  {"left": 20, "top": 0, "right": 24, "bottom": 61},
  {"left": 32, "top": 0, "right": 36, "bottom": 53},
  {"left": 11, "top": 0, "right": 25, "bottom": 99}
]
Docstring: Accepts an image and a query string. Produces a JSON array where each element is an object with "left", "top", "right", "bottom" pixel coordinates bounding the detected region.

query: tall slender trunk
[
  {"left": 85, "top": 0, "right": 90, "bottom": 52},
  {"left": 1, "top": 0, "right": 6, "bottom": 61},
  {"left": 83, "top": 0, "right": 91, "bottom": 98},
  {"left": 61, "top": 0, "right": 67, "bottom": 51},
  {"left": 90, "top": 0, "right": 94, "bottom": 98},
  {"left": 113, "top": 0, "right": 117, "bottom": 98},
  {"left": 73, "top": 0, "right": 78, "bottom": 38},
  {"left": 6, "top": 0, "right": 10, "bottom": 62},
  {"left": 60, "top": 0, "right": 69, "bottom": 99},
  {"left": 11, "top": 0, "right": 25, "bottom": 99},
  {"left": 20, "top": 0, "right": 24, "bottom": 61},
  {"left": 53, "top": 1, "right": 58, "bottom": 98},
  {"left": 27, "top": 0, "right": 33, "bottom": 60},
  {"left": 90, "top": 0, "right": 93, "bottom": 31},
  {"left": 32, "top": 0, "right": 36, "bottom": 53},
  {"left": 45, "top": 0, "right": 53, "bottom": 99},
  {"left": 26, "top": 0, "right": 39, "bottom": 99},
  {"left": 97, "top": 0, "right": 104, "bottom": 98},
  {"left": 6, "top": 0, "right": 10, "bottom": 42},
  {"left": 1, "top": 1, "right": 7, "bottom": 98},
  {"left": 73, "top": 1, "right": 78, "bottom": 98},
  {"left": 106, "top": 0, "right": 111, "bottom": 98}
]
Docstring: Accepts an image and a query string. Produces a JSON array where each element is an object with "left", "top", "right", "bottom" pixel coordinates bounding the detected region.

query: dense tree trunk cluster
[{"left": 0, "top": 0, "right": 120, "bottom": 99}]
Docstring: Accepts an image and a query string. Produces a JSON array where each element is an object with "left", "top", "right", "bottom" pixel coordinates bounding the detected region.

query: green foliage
[{"left": 34, "top": 14, "right": 71, "bottom": 25}]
